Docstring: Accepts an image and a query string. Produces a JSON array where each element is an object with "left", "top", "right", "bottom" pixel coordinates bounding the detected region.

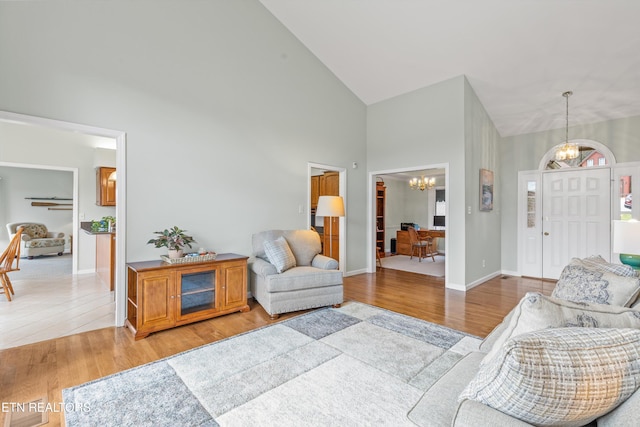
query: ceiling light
[
  {"left": 409, "top": 176, "right": 435, "bottom": 191},
  {"left": 555, "top": 91, "right": 579, "bottom": 161}
]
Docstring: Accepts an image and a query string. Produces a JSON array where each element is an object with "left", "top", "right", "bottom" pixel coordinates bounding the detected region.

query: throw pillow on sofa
[
  {"left": 552, "top": 258, "right": 640, "bottom": 306},
  {"left": 460, "top": 327, "right": 640, "bottom": 427},
  {"left": 263, "top": 236, "right": 296, "bottom": 273},
  {"left": 581, "top": 254, "right": 638, "bottom": 277},
  {"left": 482, "top": 292, "right": 640, "bottom": 366}
]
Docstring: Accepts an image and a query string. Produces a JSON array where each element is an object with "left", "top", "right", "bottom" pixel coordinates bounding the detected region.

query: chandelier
[
  {"left": 555, "top": 91, "right": 579, "bottom": 161},
  {"left": 409, "top": 176, "right": 435, "bottom": 191}
]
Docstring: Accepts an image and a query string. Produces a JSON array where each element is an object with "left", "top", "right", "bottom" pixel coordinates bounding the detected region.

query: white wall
[
  {"left": 0, "top": 1, "right": 367, "bottom": 272},
  {"left": 0, "top": 167, "right": 72, "bottom": 245}
]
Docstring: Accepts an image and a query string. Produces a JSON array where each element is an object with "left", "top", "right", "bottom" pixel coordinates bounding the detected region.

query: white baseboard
[
  {"left": 344, "top": 268, "right": 367, "bottom": 277},
  {"left": 465, "top": 270, "right": 502, "bottom": 291},
  {"left": 76, "top": 268, "right": 95, "bottom": 275}
]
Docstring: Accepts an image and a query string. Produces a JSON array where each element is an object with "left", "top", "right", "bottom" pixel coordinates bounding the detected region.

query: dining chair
[
  {"left": 407, "top": 227, "right": 429, "bottom": 262},
  {"left": 1, "top": 227, "right": 23, "bottom": 301}
]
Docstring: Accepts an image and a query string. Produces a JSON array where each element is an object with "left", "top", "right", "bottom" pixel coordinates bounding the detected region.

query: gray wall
[
  {"left": 463, "top": 78, "right": 501, "bottom": 284},
  {"left": 0, "top": 1, "right": 367, "bottom": 272},
  {"left": 500, "top": 114, "right": 640, "bottom": 273}
]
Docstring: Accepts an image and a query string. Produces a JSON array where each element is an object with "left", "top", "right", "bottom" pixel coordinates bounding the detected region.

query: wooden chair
[
  {"left": 407, "top": 226, "right": 435, "bottom": 262},
  {"left": 1, "top": 227, "right": 23, "bottom": 301},
  {"left": 376, "top": 246, "right": 383, "bottom": 269}
]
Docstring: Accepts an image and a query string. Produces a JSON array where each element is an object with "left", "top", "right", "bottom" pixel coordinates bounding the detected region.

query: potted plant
[{"left": 147, "top": 226, "right": 195, "bottom": 259}]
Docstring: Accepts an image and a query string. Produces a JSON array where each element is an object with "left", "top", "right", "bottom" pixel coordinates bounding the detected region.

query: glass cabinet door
[{"left": 177, "top": 268, "right": 218, "bottom": 318}]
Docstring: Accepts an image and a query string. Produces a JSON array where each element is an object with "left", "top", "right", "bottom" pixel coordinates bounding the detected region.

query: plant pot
[{"left": 167, "top": 249, "right": 184, "bottom": 259}]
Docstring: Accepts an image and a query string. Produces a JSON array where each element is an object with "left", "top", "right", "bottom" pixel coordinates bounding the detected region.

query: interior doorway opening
[{"left": 369, "top": 164, "right": 449, "bottom": 284}]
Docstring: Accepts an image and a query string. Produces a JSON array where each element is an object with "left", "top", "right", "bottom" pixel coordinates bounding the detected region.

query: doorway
[
  {"left": 0, "top": 110, "right": 127, "bottom": 327},
  {"left": 308, "top": 163, "right": 347, "bottom": 270},
  {"left": 518, "top": 140, "right": 616, "bottom": 279},
  {"left": 369, "top": 164, "right": 449, "bottom": 284}
]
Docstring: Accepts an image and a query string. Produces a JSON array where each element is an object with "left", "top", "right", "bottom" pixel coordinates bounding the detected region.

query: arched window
[{"left": 538, "top": 139, "right": 616, "bottom": 170}]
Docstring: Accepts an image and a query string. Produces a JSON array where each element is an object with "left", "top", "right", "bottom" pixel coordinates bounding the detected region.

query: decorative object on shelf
[
  {"left": 555, "top": 91, "right": 579, "bottom": 161},
  {"left": 480, "top": 168, "right": 494, "bottom": 211},
  {"left": 409, "top": 176, "right": 435, "bottom": 191},
  {"left": 612, "top": 220, "right": 640, "bottom": 270},
  {"left": 316, "top": 196, "right": 345, "bottom": 260},
  {"left": 147, "top": 226, "right": 195, "bottom": 259},
  {"left": 160, "top": 252, "right": 217, "bottom": 264}
]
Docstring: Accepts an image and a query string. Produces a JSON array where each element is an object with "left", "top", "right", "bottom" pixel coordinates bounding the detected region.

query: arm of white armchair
[
  {"left": 312, "top": 254, "right": 339, "bottom": 270},
  {"left": 249, "top": 257, "right": 278, "bottom": 277}
]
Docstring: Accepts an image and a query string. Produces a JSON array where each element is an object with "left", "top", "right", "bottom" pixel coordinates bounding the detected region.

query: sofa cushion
[
  {"left": 552, "top": 258, "right": 640, "bottom": 306},
  {"left": 263, "top": 236, "right": 296, "bottom": 273},
  {"left": 460, "top": 327, "right": 640, "bottom": 427},
  {"left": 482, "top": 292, "right": 640, "bottom": 365},
  {"left": 24, "top": 238, "right": 65, "bottom": 249},
  {"left": 20, "top": 223, "right": 48, "bottom": 239},
  {"left": 282, "top": 229, "right": 321, "bottom": 266},
  {"left": 265, "top": 266, "right": 343, "bottom": 292},
  {"left": 408, "top": 351, "right": 486, "bottom": 427}
]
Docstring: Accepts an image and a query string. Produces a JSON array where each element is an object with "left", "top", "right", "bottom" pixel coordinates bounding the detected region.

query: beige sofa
[
  {"left": 409, "top": 256, "right": 640, "bottom": 426},
  {"left": 248, "top": 229, "right": 343, "bottom": 319},
  {"left": 7, "top": 222, "right": 65, "bottom": 259}
]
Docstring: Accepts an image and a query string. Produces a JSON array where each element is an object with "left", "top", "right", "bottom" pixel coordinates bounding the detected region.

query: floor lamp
[
  {"left": 316, "top": 195, "right": 345, "bottom": 260},
  {"left": 613, "top": 219, "right": 640, "bottom": 270}
]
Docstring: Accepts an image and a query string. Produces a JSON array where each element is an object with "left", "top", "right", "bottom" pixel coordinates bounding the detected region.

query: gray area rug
[{"left": 63, "top": 302, "right": 481, "bottom": 426}]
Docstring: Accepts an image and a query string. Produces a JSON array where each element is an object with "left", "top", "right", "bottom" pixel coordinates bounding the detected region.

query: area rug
[
  {"left": 62, "top": 302, "right": 481, "bottom": 426},
  {"left": 381, "top": 254, "right": 445, "bottom": 277}
]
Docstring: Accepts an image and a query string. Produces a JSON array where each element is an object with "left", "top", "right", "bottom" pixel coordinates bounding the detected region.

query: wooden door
[
  {"left": 322, "top": 171, "right": 340, "bottom": 260},
  {"left": 139, "top": 272, "right": 175, "bottom": 331},
  {"left": 542, "top": 168, "right": 611, "bottom": 279},
  {"left": 220, "top": 261, "right": 248, "bottom": 311},
  {"left": 310, "top": 175, "right": 320, "bottom": 209}
]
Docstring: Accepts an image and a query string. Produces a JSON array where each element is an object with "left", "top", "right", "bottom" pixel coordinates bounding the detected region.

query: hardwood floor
[{"left": 0, "top": 269, "right": 555, "bottom": 426}]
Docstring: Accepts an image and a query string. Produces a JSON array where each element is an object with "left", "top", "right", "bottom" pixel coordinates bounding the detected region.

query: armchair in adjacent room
[{"left": 6, "top": 222, "right": 65, "bottom": 259}]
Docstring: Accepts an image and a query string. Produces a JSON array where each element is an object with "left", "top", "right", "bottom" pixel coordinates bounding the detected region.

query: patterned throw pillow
[
  {"left": 482, "top": 292, "right": 640, "bottom": 366},
  {"left": 20, "top": 223, "right": 48, "bottom": 239},
  {"left": 460, "top": 327, "right": 640, "bottom": 427},
  {"left": 552, "top": 258, "right": 640, "bottom": 306},
  {"left": 263, "top": 236, "right": 296, "bottom": 273}
]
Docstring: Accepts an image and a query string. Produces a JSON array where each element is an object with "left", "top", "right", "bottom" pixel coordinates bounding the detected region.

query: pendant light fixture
[
  {"left": 409, "top": 176, "right": 435, "bottom": 191},
  {"left": 555, "top": 91, "right": 579, "bottom": 161}
]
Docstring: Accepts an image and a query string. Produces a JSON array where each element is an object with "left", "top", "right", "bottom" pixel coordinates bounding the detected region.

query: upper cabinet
[{"left": 96, "top": 167, "right": 116, "bottom": 206}]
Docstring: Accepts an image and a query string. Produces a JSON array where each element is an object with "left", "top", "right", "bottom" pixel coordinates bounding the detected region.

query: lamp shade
[
  {"left": 613, "top": 220, "right": 640, "bottom": 255},
  {"left": 316, "top": 196, "right": 345, "bottom": 217}
]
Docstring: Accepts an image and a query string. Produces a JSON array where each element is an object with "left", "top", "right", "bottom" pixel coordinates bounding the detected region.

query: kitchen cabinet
[
  {"left": 96, "top": 232, "right": 116, "bottom": 291},
  {"left": 126, "top": 254, "right": 249, "bottom": 340},
  {"left": 96, "top": 167, "right": 116, "bottom": 206}
]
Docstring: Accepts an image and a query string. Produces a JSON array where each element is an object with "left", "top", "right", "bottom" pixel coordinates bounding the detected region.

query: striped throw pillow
[
  {"left": 263, "top": 236, "right": 296, "bottom": 273},
  {"left": 460, "top": 327, "right": 640, "bottom": 426}
]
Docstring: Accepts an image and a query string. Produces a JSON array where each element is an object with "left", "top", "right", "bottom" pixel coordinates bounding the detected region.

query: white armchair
[{"left": 6, "top": 222, "right": 65, "bottom": 259}]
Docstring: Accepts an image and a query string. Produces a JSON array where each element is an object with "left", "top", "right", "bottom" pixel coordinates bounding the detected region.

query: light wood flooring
[
  {"left": 0, "top": 255, "right": 115, "bottom": 350},
  {"left": 0, "top": 267, "right": 555, "bottom": 426}
]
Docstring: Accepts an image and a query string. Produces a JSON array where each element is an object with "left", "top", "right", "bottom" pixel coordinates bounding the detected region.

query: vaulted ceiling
[{"left": 260, "top": 0, "right": 640, "bottom": 137}]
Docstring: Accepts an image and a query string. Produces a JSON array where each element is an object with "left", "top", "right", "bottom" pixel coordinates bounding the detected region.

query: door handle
[{"left": 543, "top": 232, "right": 550, "bottom": 236}]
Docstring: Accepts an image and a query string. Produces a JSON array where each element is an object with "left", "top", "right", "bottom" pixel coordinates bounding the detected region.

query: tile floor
[{"left": 0, "top": 254, "right": 115, "bottom": 350}]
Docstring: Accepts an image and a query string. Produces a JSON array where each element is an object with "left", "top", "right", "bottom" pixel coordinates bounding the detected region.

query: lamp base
[{"left": 619, "top": 254, "right": 640, "bottom": 270}]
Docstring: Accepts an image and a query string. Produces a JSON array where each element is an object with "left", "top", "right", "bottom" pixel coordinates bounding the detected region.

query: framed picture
[{"left": 480, "top": 169, "right": 494, "bottom": 211}]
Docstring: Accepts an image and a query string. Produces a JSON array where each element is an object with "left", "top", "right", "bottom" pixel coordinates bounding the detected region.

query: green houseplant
[{"left": 147, "top": 226, "right": 195, "bottom": 259}]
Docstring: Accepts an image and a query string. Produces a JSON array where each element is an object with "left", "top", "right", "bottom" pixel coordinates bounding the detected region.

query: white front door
[{"left": 542, "top": 168, "right": 611, "bottom": 279}]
